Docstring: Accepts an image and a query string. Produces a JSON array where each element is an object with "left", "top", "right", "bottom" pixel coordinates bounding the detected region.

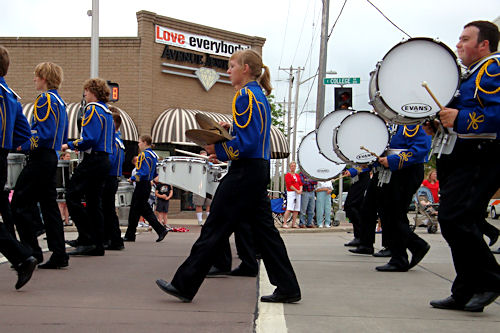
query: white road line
[{"left": 255, "top": 261, "right": 287, "bottom": 333}]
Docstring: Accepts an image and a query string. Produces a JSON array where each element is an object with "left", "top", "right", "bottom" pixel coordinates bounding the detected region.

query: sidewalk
[{"left": 1, "top": 219, "right": 499, "bottom": 332}]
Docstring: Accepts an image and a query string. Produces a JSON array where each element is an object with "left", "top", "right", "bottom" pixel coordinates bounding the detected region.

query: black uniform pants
[
  {"left": 377, "top": 164, "right": 428, "bottom": 268},
  {"left": 66, "top": 152, "right": 110, "bottom": 251},
  {"left": 344, "top": 172, "right": 370, "bottom": 239},
  {"left": 103, "top": 176, "right": 123, "bottom": 247},
  {"left": 0, "top": 149, "right": 31, "bottom": 266},
  {"left": 213, "top": 223, "right": 258, "bottom": 274},
  {"left": 437, "top": 140, "right": 500, "bottom": 303},
  {"left": 125, "top": 180, "right": 165, "bottom": 239},
  {"left": 11, "top": 148, "right": 67, "bottom": 262},
  {"left": 358, "top": 174, "right": 389, "bottom": 249},
  {"left": 171, "top": 159, "right": 300, "bottom": 299}
]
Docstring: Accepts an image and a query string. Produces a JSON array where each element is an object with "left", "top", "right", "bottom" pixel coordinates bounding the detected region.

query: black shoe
[
  {"left": 375, "top": 263, "right": 408, "bottom": 272},
  {"left": 122, "top": 236, "right": 135, "bottom": 242},
  {"left": 230, "top": 266, "right": 258, "bottom": 277},
  {"left": 489, "top": 232, "right": 499, "bottom": 247},
  {"left": 156, "top": 228, "right": 168, "bottom": 242},
  {"left": 344, "top": 238, "right": 361, "bottom": 247},
  {"left": 492, "top": 247, "right": 500, "bottom": 254},
  {"left": 373, "top": 247, "right": 392, "bottom": 257},
  {"left": 155, "top": 279, "right": 192, "bottom": 302},
  {"left": 15, "top": 256, "right": 38, "bottom": 290},
  {"left": 68, "top": 245, "right": 104, "bottom": 256},
  {"left": 409, "top": 243, "right": 431, "bottom": 269},
  {"left": 206, "top": 266, "right": 230, "bottom": 277},
  {"left": 38, "top": 258, "right": 69, "bottom": 269},
  {"left": 429, "top": 296, "right": 483, "bottom": 312},
  {"left": 65, "top": 239, "right": 79, "bottom": 247},
  {"left": 104, "top": 244, "right": 125, "bottom": 251},
  {"left": 349, "top": 246, "right": 374, "bottom": 255},
  {"left": 260, "top": 289, "right": 301, "bottom": 303},
  {"left": 464, "top": 292, "right": 500, "bottom": 312}
]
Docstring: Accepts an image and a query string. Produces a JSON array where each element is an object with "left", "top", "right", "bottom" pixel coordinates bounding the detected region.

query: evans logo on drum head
[
  {"left": 356, "top": 152, "right": 373, "bottom": 160},
  {"left": 401, "top": 103, "right": 432, "bottom": 113}
]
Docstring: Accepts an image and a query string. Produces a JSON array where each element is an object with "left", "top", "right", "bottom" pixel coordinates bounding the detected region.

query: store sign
[{"left": 155, "top": 25, "right": 250, "bottom": 58}]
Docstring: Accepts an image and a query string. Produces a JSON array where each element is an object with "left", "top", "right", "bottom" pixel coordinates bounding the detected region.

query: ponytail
[{"left": 259, "top": 65, "right": 273, "bottom": 96}]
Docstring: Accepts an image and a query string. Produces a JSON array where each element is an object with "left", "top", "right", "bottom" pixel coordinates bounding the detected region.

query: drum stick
[
  {"left": 421, "top": 81, "right": 444, "bottom": 110},
  {"left": 174, "top": 149, "right": 209, "bottom": 160},
  {"left": 330, "top": 174, "right": 346, "bottom": 182},
  {"left": 360, "top": 146, "right": 380, "bottom": 159},
  {"left": 174, "top": 149, "right": 227, "bottom": 165}
]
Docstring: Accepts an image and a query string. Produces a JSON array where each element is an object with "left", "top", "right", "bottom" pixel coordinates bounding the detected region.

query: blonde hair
[
  {"left": 35, "top": 62, "right": 63, "bottom": 89},
  {"left": 230, "top": 49, "right": 272, "bottom": 96}
]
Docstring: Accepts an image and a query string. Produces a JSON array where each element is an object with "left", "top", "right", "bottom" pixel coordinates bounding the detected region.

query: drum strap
[
  {"left": 0, "top": 82, "right": 21, "bottom": 100},
  {"left": 464, "top": 54, "right": 500, "bottom": 79}
]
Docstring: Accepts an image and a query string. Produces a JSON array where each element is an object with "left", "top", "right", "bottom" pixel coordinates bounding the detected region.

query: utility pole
[
  {"left": 279, "top": 66, "right": 298, "bottom": 164},
  {"left": 315, "top": 0, "right": 330, "bottom": 127},
  {"left": 88, "top": 0, "right": 99, "bottom": 77},
  {"left": 292, "top": 67, "right": 302, "bottom": 162}
]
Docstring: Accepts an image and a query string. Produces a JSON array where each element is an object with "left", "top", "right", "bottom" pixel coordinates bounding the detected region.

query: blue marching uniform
[
  {"left": 103, "top": 131, "right": 125, "bottom": 249},
  {"left": 12, "top": 90, "right": 70, "bottom": 266},
  {"left": 66, "top": 102, "right": 113, "bottom": 255},
  {"left": 124, "top": 147, "right": 167, "bottom": 240},
  {"left": 169, "top": 81, "right": 300, "bottom": 301},
  {"left": 0, "top": 77, "right": 35, "bottom": 270},
  {"left": 436, "top": 53, "right": 500, "bottom": 304}
]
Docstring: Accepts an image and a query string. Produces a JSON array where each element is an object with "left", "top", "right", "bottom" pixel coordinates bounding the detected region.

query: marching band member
[
  {"left": 427, "top": 20, "right": 500, "bottom": 312},
  {"left": 123, "top": 135, "right": 168, "bottom": 242},
  {"left": 62, "top": 78, "right": 114, "bottom": 256},
  {"left": 156, "top": 49, "right": 301, "bottom": 303},
  {"left": 343, "top": 166, "right": 371, "bottom": 247},
  {"left": 374, "top": 125, "right": 431, "bottom": 272},
  {"left": 0, "top": 45, "right": 37, "bottom": 289},
  {"left": 11, "top": 62, "right": 69, "bottom": 269},
  {"left": 102, "top": 107, "right": 125, "bottom": 250}
]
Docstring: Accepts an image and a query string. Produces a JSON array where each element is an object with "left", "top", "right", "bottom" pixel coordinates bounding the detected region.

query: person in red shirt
[
  {"left": 422, "top": 169, "right": 439, "bottom": 203},
  {"left": 283, "top": 161, "right": 302, "bottom": 228}
]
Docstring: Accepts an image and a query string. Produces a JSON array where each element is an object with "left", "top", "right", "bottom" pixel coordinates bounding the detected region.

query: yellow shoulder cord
[
  {"left": 34, "top": 93, "right": 52, "bottom": 122},
  {"left": 232, "top": 88, "right": 254, "bottom": 128},
  {"left": 475, "top": 59, "right": 500, "bottom": 95},
  {"left": 403, "top": 125, "right": 419, "bottom": 137},
  {"left": 82, "top": 106, "right": 96, "bottom": 127}
]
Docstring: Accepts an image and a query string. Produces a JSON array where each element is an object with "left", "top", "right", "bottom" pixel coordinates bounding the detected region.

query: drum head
[
  {"left": 316, "top": 110, "right": 351, "bottom": 163},
  {"left": 376, "top": 38, "right": 460, "bottom": 120},
  {"left": 334, "top": 111, "right": 389, "bottom": 164},
  {"left": 298, "top": 131, "right": 345, "bottom": 181}
]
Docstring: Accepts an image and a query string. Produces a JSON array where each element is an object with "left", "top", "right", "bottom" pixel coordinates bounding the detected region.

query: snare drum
[
  {"left": 5, "top": 153, "right": 26, "bottom": 190},
  {"left": 157, "top": 157, "right": 209, "bottom": 197},
  {"left": 206, "top": 165, "right": 227, "bottom": 197},
  {"left": 369, "top": 38, "right": 461, "bottom": 124},
  {"left": 116, "top": 180, "right": 134, "bottom": 207},
  {"left": 55, "top": 160, "right": 71, "bottom": 190},
  {"left": 298, "top": 131, "right": 345, "bottom": 181},
  {"left": 316, "top": 110, "right": 351, "bottom": 163},
  {"left": 333, "top": 111, "right": 390, "bottom": 165}
]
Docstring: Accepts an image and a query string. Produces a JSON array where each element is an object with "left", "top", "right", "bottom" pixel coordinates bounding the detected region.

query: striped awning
[
  {"left": 152, "top": 108, "right": 289, "bottom": 159},
  {"left": 22, "top": 102, "right": 139, "bottom": 142}
]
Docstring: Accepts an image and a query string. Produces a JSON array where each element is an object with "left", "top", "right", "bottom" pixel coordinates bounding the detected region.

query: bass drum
[
  {"left": 333, "top": 111, "right": 390, "bottom": 165},
  {"left": 369, "top": 37, "right": 461, "bottom": 124},
  {"left": 298, "top": 131, "right": 345, "bottom": 181},
  {"left": 316, "top": 110, "right": 351, "bottom": 163}
]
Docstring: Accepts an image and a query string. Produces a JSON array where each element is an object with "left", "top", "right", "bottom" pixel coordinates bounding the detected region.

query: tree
[{"left": 268, "top": 94, "right": 286, "bottom": 134}]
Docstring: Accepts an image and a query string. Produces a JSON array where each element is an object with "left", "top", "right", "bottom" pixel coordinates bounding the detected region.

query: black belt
[{"left": 85, "top": 151, "right": 109, "bottom": 156}]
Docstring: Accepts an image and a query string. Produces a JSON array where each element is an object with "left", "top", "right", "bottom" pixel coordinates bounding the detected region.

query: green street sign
[{"left": 323, "top": 77, "right": 360, "bottom": 85}]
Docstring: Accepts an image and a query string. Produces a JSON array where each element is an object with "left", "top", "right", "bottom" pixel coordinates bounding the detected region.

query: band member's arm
[
  {"left": 454, "top": 60, "right": 500, "bottom": 135},
  {"left": 133, "top": 151, "right": 151, "bottom": 182},
  {"left": 386, "top": 125, "right": 432, "bottom": 171},
  {"left": 67, "top": 105, "right": 101, "bottom": 151},
  {"left": 12, "top": 100, "right": 31, "bottom": 149}
]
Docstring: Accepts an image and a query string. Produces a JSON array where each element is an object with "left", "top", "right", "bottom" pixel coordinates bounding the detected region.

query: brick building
[{"left": 0, "top": 10, "right": 288, "bottom": 213}]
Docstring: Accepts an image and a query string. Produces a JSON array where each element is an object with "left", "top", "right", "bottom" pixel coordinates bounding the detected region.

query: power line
[
  {"left": 365, "top": 0, "right": 412, "bottom": 38},
  {"left": 327, "top": 0, "right": 348, "bottom": 40},
  {"left": 278, "top": 0, "right": 293, "bottom": 69}
]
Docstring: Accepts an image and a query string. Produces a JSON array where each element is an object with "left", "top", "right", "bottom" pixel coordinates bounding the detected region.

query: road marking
[{"left": 255, "top": 261, "right": 287, "bottom": 333}]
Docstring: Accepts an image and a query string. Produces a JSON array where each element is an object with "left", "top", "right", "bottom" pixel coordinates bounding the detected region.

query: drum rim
[
  {"left": 333, "top": 110, "right": 390, "bottom": 164},
  {"left": 316, "top": 109, "right": 351, "bottom": 163},
  {"left": 161, "top": 156, "right": 207, "bottom": 163},
  {"left": 373, "top": 37, "right": 461, "bottom": 121},
  {"left": 298, "top": 131, "right": 345, "bottom": 181}
]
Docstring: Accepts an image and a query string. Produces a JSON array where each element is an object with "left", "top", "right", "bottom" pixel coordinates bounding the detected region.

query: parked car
[{"left": 488, "top": 199, "right": 500, "bottom": 219}]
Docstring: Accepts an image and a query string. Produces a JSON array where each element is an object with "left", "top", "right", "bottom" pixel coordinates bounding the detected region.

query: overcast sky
[{"left": 1, "top": 0, "right": 499, "bottom": 144}]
